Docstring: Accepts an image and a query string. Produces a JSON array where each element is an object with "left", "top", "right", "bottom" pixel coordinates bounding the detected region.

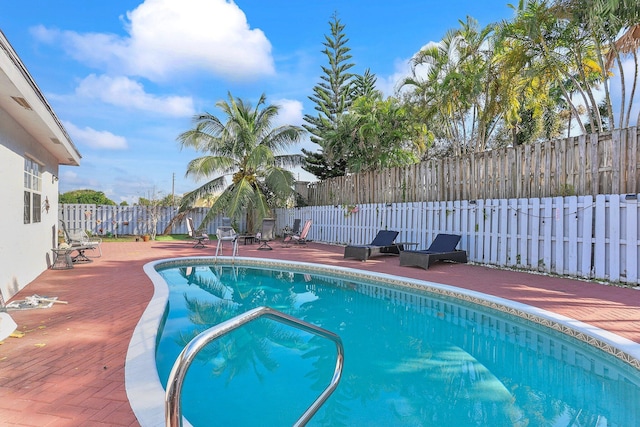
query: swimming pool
[{"left": 127, "top": 258, "right": 640, "bottom": 426}]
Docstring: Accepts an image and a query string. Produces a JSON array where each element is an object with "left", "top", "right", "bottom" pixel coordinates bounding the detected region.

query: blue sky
[{"left": 1, "top": 0, "right": 518, "bottom": 204}]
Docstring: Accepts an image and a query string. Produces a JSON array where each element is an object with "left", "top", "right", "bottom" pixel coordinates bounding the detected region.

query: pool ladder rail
[{"left": 165, "top": 306, "right": 345, "bottom": 427}]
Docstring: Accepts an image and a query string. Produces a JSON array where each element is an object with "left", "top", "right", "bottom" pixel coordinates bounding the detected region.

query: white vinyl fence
[
  {"left": 276, "top": 194, "right": 640, "bottom": 285},
  {"left": 58, "top": 205, "right": 235, "bottom": 236},
  {"left": 60, "top": 195, "right": 640, "bottom": 285}
]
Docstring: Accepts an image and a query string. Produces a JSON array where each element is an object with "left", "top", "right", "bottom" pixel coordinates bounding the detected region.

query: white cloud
[
  {"left": 377, "top": 42, "right": 440, "bottom": 97},
  {"left": 64, "top": 121, "right": 128, "bottom": 150},
  {"left": 31, "top": 0, "right": 274, "bottom": 82},
  {"left": 609, "top": 56, "right": 640, "bottom": 127},
  {"left": 76, "top": 74, "right": 194, "bottom": 117},
  {"left": 273, "top": 98, "right": 304, "bottom": 127},
  {"left": 60, "top": 169, "right": 78, "bottom": 182},
  {"left": 378, "top": 58, "right": 413, "bottom": 97}
]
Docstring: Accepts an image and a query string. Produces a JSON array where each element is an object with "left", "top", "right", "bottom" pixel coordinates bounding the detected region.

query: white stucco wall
[{"left": 0, "top": 107, "right": 60, "bottom": 301}]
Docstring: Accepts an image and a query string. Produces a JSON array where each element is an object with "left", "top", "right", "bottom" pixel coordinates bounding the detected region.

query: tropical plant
[
  {"left": 402, "top": 2, "right": 639, "bottom": 153},
  {"left": 552, "top": 0, "right": 640, "bottom": 129},
  {"left": 323, "top": 93, "right": 428, "bottom": 173},
  {"left": 137, "top": 190, "right": 166, "bottom": 239},
  {"left": 302, "top": 13, "right": 356, "bottom": 179},
  {"left": 401, "top": 17, "right": 502, "bottom": 154},
  {"left": 177, "top": 93, "right": 305, "bottom": 232},
  {"left": 59, "top": 189, "right": 116, "bottom": 205},
  {"left": 497, "top": 1, "right": 599, "bottom": 135},
  {"left": 352, "top": 68, "right": 379, "bottom": 99}
]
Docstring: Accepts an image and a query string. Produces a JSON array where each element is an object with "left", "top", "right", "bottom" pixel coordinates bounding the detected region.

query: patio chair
[
  {"left": 399, "top": 233, "right": 467, "bottom": 270},
  {"left": 186, "top": 217, "right": 208, "bottom": 248},
  {"left": 257, "top": 218, "right": 276, "bottom": 250},
  {"left": 59, "top": 221, "right": 102, "bottom": 259},
  {"left": 283, "top": 218, "right": 301, "bottom": 241},
  {"left": 343, "top": 230, "right": 399, "bottom": 261},
  {"left": 215, "top": 224, "right": 238, "bottom": 258},
  {"left": 283, "top": 219, "right": 312, "bottom": 246}
]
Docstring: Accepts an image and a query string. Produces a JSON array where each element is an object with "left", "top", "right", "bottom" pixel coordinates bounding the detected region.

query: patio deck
[{"left": 1, "top": 240, "right": 639, "bottom": 426}]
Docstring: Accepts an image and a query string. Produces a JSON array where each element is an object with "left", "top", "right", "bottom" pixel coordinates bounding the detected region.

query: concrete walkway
[{"left": 1, "top": 240, "right": 639, "bottom": 426}]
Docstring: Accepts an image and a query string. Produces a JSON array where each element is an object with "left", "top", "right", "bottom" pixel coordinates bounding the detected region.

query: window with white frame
[{"left": 24, "top": 157, "right": 42, "bottom": 224}]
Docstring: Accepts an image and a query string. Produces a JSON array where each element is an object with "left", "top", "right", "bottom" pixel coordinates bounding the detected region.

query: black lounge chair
[
  {"left": 257, "top": 218, "right": 276, "bottom": 250},
  {"left": 343, "top": 230, "right": 400, "bottom": 261},
  {"left": 399, "top": 233, "right": 467, "bottom": 270}
]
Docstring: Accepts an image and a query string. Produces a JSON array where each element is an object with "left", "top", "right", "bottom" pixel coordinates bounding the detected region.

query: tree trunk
[{"left": 625, "top": 50, "right": 638, "bottom": 128}]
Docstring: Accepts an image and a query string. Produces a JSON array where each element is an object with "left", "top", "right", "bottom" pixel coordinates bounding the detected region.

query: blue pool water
[{"left": 155, "top": 263, "right": 640, "bottom": 426}]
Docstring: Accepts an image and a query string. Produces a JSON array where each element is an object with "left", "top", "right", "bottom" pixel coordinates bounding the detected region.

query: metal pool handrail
[{"left": 165, "top": 306, "right": 345, "bottom": 427}]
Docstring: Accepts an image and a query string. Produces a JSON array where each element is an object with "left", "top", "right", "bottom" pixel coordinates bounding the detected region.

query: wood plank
[
  {"left": 590, "top": 133, "right": 599, "bottom": 195},
  {"left": 627, "top": 127, "right": 638, "bottom": 193},
  {"left": 612, "top": 129, "right": 622, "bottom": 194}
]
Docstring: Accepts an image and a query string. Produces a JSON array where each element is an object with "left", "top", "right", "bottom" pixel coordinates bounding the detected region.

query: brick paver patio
[{"left": 1, "top": 240, "right": 639, "bottom": 426}]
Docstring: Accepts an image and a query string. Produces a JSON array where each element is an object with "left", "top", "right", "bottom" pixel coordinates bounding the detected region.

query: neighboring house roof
[{"left": 0, "top": 29, "right": 80, "bottom": 166}]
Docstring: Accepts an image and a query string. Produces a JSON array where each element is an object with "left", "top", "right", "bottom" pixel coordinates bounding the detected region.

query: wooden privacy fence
[
  {"left": 306, "top": 127, "right": 640, "bottom": 206},
  {"left": 276, "top": 193, "right": 640, "bottom": 286}
]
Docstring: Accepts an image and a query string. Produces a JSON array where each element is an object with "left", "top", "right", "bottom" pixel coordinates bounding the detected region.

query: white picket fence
[
  {"left": 275, "top": 194, "right": 640, "bottom": 285},
  {"left": 59, "top": 195, "right": 640, "bottom": 285},
  {"left": 58, "top": 205, "right": 232, "bottom": 236}
]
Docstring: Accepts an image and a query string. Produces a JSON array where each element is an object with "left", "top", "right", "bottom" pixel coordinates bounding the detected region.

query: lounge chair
[
  {"left": 215, "top": 223, "right": 238, "bottom": 257},
  {"left": 283, "top": 219, "right": 312, "bottom": 246},
  {"left": 399, "top": 233, "right": 467, "bottom": 270},
  {"left": 257, "top": 218, "right": 276, "bottom": 250},
  {"left": 283, "top": 219, "right": 301, "bottom": 241},
  {"left": 186, "top": 217, "right": 208, "bottom": 248},
  {"left": 59, "top": 221, "right": 102, "bottom": 261},
  {"left": 343, "top": 230, "right": 400, "bottom": 261}
]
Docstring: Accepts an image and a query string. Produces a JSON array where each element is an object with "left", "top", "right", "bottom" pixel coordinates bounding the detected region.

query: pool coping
[{"left": 125, "top": 256, "right": 640, "bottom": 426}]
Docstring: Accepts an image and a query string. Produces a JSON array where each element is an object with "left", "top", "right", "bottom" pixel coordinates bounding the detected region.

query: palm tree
[
  {"left": 401, "top": 18, "right": 501, "bottom": 154},
  {"left": 178, "top": 93, "right": 305, "bottom": 232},
  {"left": 551, "top": 0, "right": 640, "bottom": 129}
]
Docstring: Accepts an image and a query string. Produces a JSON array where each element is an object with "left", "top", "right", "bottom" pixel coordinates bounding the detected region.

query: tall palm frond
[{"left": 177, "top": 92, "right": 305, "bottom": 230}]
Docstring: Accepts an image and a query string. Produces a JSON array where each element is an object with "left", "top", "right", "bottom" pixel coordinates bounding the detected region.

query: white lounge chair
[
  {"left": 215, "top": 220, "right": 238, "bottom": 258},
  {"left": 59, "top": 221, "right": 102, "bottom": 259}
]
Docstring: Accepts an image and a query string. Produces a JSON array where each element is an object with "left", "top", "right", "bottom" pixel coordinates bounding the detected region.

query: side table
[
  {"left": 392, "top": 242, "right": 419, "bottom": 254},
  {"left": 51, "top": 248, "right": 74, "bottom": 270},
  {"left": 238, "top": 235, "right": 256, "bottom": 245}
]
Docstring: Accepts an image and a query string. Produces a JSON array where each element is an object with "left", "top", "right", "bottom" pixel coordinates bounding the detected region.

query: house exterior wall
[{"left": 0, "top": 107, "right": 59, "bottom": 301}]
